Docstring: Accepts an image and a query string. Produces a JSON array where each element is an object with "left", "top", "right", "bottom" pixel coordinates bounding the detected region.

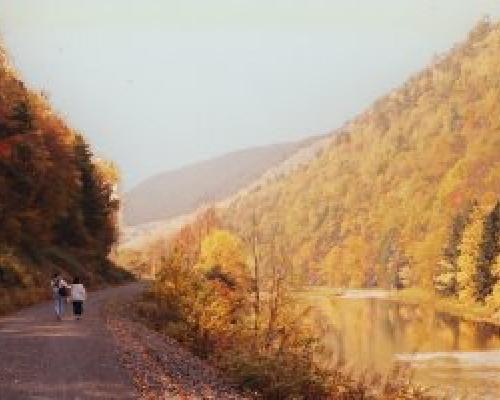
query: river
[{"left": 307, "top": 289, "right": 500, "bottom": 399}]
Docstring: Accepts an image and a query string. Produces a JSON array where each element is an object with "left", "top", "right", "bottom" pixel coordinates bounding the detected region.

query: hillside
[
  {"left": 0, "top": 44, "right": 130, "bottom": 314},
  {"left": 220, "top": 19, "right": 500, "bottom": 297},
  {"left": 123, "top": 136, "right": 323, "bottom": 226}
]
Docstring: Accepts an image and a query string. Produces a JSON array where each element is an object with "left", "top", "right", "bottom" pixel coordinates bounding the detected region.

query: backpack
[{"left": 55, "top": 279, "right": 68, "bottom": 297}]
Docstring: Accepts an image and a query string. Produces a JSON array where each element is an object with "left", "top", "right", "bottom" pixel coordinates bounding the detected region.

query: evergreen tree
[
  {"left": 486, "top": 254, "right": 500, "bottom": 312},
  {"left": 74, "top": 135, "right": 118, "bottom": 254},
  {"left": 477, "top": 202, "right": 500, "bottom": 300},
  {"left": 10, "top": 102, "right": 33, "bottom": 133},
  {"left": 394, "top": 258, "right": 411, "bottom": 290},
  {"left": 434, "top": 203, "right": 474, "bottom": 296}
]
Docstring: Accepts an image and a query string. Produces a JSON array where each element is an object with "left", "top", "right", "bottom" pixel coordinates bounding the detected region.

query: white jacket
[{"left": 71, "top": 284, "right": 87, "bottom": 301}]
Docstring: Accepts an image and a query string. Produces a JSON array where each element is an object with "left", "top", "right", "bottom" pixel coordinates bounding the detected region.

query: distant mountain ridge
[{"left": 123, "top": 136, "right": 325, "bottom": 226}]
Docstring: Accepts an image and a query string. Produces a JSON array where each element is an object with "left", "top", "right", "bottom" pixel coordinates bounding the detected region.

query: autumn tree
[
  {"left": 0, "top": 42, "right": 129, "bottom": 305},
  {"left": 456, "top": 205, "right": 485, "bottom": 303},
  {"left": 198, "top": 229, "right": 249, "bottom": 287}
]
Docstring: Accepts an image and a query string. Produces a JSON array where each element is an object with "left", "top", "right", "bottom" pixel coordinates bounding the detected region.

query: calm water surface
[{"left": 311, "top": 291, "right": 500, "bottom": 399}]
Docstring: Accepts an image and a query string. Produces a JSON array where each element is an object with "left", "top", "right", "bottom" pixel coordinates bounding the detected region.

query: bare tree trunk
[
  {"left": 266, "top": 232, "right": 280, "bottom": 349},
  {"left": 252, "top": 210, "right": 261, "bottom": 333},
  {"left": 266, "top": 261, "right": 278, "bottom": 349}
]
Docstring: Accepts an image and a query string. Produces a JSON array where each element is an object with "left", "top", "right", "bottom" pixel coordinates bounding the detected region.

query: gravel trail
[
  {"left": 0, "top": 283, "right": 251, "bottom": 400},
  {"left": 107, "top": 317, "right": 252, "bottom": 400},
  {"left": 0, "top": 284, "right": 142, "bottom": 400}
]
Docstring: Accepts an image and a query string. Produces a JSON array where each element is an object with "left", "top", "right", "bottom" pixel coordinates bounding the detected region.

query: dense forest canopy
[
  {"left": 0, "top": 43, "right": 128, "bottom": 311},
  {"left": 218, "top": 19, "right": 500, "bottom": 304}
]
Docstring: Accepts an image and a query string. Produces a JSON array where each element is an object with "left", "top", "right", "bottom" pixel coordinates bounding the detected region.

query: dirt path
[{"left": 0, "top": 283, "right": 143, "bottom": 400}]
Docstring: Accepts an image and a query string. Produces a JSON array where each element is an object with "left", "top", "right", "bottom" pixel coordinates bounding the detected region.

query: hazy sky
[{"left": 1, "top": 1, "right": 499, "bottom": 188}]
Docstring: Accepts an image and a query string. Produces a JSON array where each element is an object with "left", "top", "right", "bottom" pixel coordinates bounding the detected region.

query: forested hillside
[
  {"left": 220, "top": 20, "right": 500, "bottom": 305},
  {"left": 119, "top": 19, "right": 500, "bottom": 399},
  {"left": 0, "top": 45, "right": 130, "bottom": 314},
  {"left": 124, "top": 136, "right": 323, "bottom": 226}
]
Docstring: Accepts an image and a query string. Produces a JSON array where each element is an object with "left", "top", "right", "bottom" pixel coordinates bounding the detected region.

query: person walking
[
  {"left": 51, "top": 273, "right": 69, "bottom": 320},
  {"left": 70, "top": 277, "right": 87, "bottom": 320}
]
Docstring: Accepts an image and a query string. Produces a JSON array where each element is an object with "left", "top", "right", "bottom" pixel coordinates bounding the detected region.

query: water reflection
[{"left": 316, "top": 297, "right": 500, "bottom": 398}]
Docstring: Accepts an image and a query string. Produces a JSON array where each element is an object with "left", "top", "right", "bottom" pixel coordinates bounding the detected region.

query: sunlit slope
[{"left": 221, "top": 20, "right": 500, "bottom": 288}]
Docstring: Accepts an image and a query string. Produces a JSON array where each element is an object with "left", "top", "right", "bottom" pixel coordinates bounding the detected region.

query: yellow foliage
[
  {"left": 198, "top": 229, "right": 249, "bottom": 285},
  {"left": 457, "top": 207, "right": 486, "bottom": 303},
  {"left": 220, "top": 20, "right": 500, "bottom": 291}
]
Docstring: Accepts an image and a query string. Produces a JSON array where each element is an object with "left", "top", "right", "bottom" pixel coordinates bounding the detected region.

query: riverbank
[
  {"left": 389, "top": 287, "right": 500, "bottom": 328},
  {"left": 295, "top": 286, "right": 500, "bottom": 328},
  {"left": 299, "top": 286, "right": 500, "bottom": 399}
]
